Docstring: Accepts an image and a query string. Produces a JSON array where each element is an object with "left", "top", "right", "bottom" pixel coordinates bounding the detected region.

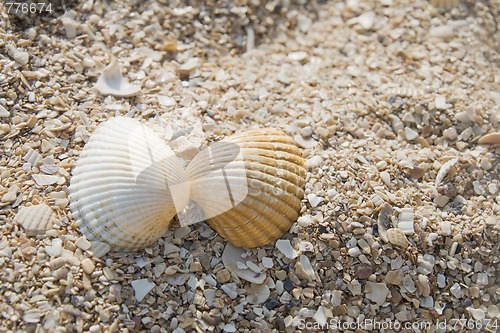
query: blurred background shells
[
  {"left": 186, "top": 128, "right": 306, "bottom": 248},
  {"left": 69, "top": 117, "right": 190, "bottom": 251}
]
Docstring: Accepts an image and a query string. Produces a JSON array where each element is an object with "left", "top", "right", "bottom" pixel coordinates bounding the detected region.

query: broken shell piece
[
  {"left": 69, "top": 117, "right": 190, "bottom": 251},
  {"left": 435, "top": 157, "right": 459, "bottom": 187},
  {"left": 246, "top": 283, "right": 270, "bottom": 305},
  {"left": 14, "top": 204, "right": 55, "bottom": 236},
  {"left": 365, "top": 282, "right": 389, "bottom": 306},
  {"left": 131, "top": 278, "right": 155, "bottom": 302},
  {"left": 386, "top": 228, "right": 410, "bottom": 248},
  {"left": 186, "top": 128, "right": 306, "bottom": 248},
  {"left": 222, "top": 243, "right": 266, "bottom": 284},
  {"left": 94, "top": 60, "right": 141, "bottom": 97},
  {"left": 397, "top": 208, "right": 415, "bottom": 235},
  {"left": 478, "top": 132, "right": 500, "bottom": 145}
]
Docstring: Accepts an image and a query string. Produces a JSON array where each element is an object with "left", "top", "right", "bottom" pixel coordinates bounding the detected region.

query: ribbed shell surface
[
  {"left": 186, "top": 129, "right": 306, "bottom": 248},
  {"left": 69, "top": 117, "right": 189, "bottom": 250}
]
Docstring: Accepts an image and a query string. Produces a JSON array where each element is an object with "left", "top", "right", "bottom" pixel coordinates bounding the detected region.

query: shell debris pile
[{"left": 0, "top": 0, "right": 499, "bottom": 332}]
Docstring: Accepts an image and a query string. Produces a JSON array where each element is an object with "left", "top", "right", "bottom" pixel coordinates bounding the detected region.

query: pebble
[
  {"left": 355, "top": 264, "right": 373, "bottom": 279},
  {"left": 261, "top": 257, "right": 273, "bottom": 269},
  {"left": 385, "top": 270, "right": 403, "bottom": 285}
]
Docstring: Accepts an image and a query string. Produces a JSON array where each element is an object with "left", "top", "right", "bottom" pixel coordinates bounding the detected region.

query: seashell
[
  {"left": 69, "top": 117, "right": 190, "bottom": 251},
  {"left": 435, "top": 157, "right": 459, "bottom": 187},
  {"left": 94, "top": 60, "right": 141, "bottom": 97},
  {"left": 478, "top": 132, "right": 500, "bottom": 145},
  {"left": 14, "top": 204, "right": 55, "bottom": 236},
  {"left": 186, "top": 128, "right": 306, "bottom": 248}
]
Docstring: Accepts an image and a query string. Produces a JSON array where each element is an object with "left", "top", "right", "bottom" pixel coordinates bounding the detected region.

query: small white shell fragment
[
  {"left": 487, "top": 305, "right": 499, "bottom": 318},
  {"left": 478, "top": 132, "right": 500, "bottom": 145},
  {"left": 294, "top": 134, "right": 318, "bottom": 149},
  {"left": 81, "top": 258, "right": 96, "bottom": 274},
  {"left": 467, "top": 308, "right": 486, "bottom": 320},
  {"left": 365, "top": 282, "right": 389, "bottom": 305},
  {"left": 246, "top": 283, "right": 270, "bottom": 305},
  {"left": 221, "top": 283, "right": 238, "bottom": 299},
  {"left": 307, "top": 194, "right": 323, "bottom": 208},
  {"left": 288, "top": 51, "right": 308, "bottom": 62},
  {"left": 435, "top": 157, "right": 459, "bottom": 187},
  {"left": 33, "top": 174, "right": 59, "bottom": 186},
  {"left": 14, "top": 204, "right": 55, "bottom": 236},
  {"left": 299, "top": 255, "right": 315, "bottom": 279},
  {"left": 397, "top": 208, "right": 415, "bottom": 235},
  {"left": 45, "top": 238, "right": 63, "bottom": 257},
  {"left": 23, "top": 148, "right": 42, "bottom": 166},
  {"left": 60, "top": 17, "right": 79, "bottom": 39},
  {"left": 305, "top": 156, "right": 322, "bottom": 169},
  {"left": 261, "top": 257, "right": 273, "bottom": 269},
  {"left": 94, "top": 60, "right": 141, "bottom": 97},
  {"left": 404, "top": 127, "right": 419, "bottom": 140},
  {"left": 23, "top": 309, "right": 41, "bottom": 323},
  {"left": 439, "top": 221, "right": 452, "bottom": 236},
  {"left": 435, "top": 95, "right": 449, "bottom": 110},
  {"left": 386, "top": 228, "right": 409, "bottom": 248},
  {"left": 222, "top": 323, "right": 237, "bottom": 332},
  {"left": 222, "top": 243, "right": 266, "bottom": 284},
  {"left": 299, "top": 241, "right": 314, "bottom": 252},
  {"left": 276, "top": 239, "right": 298, "bottom": 259},
  {"left": 0, "top": 105, "right": 9, "bottom": 117},
  {"left": 429, "top": 25, "right": 455, "bottom": 39},
  {"left": 72, "top": 238, "right": 90, "bottom": 254},
  {"left": 434, "top": 195, "right": 450, "bottom": 208},
  {"left": 177, "top": 58, "right": 199, "bottom": 75},
  {"left": 157, "top": 95, "right": 176, "bottom": 106},
  {"left": 357, "top": 11, "right": 376, "bottom": 30},
  {"left": 131, "top": 279, "right": 155, "bottom": 302},
  {"left": 379, "top": 171, "right": 391, "bottom": 187}
]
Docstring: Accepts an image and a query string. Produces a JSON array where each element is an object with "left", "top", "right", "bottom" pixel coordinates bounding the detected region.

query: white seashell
[
  {"left": 14, "top": 204, "right": 55, "bottom": 236},
  {"left": 186, "top": 128, "right": 306, "bottom": 248},
  {"left": 94, "top": 60, "right": 141, "bottom": 97},
  {"left": 435, "top": 157, "right": 459, "bottom": 187},
  {"left": 386, "top": 228, "right": 410, "bottom": 248},
  {"left": 276, "top": 239, "right": 298, "bottom": 259},
  {"left": 69, "top": 117, "right": 190, "bottom": 251}
]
